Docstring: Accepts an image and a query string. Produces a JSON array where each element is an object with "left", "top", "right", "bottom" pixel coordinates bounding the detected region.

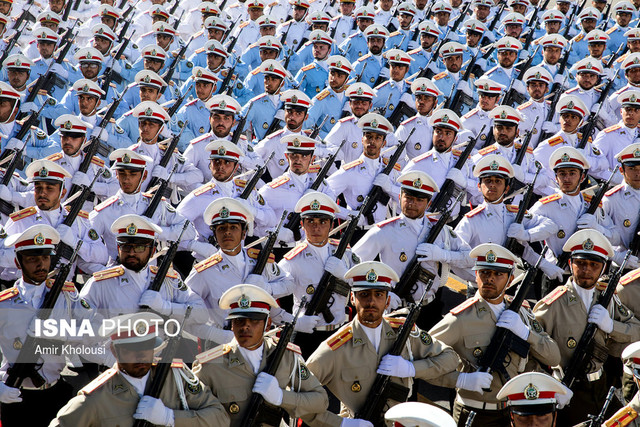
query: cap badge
[
  {"left": 500, "top": 110, "right": 507, "bottom": 119},
  {"left": 412, "top": 178, "right": 422, "bottom": 188},
  {"left": 291, "top": 95, "right": 298, "bottom": 103},
  {"left": 357, "top": 87, "right": 364, "bottom": 95},
  {"left": 64, "top": 121, "right": 72, "bottom": 130},
  {"left": 310, "top": 199, "right": 320, "bottom": 210},
  {"left": 82, "top": 83, "right": 89, "bottom": 92},
  {"left": 34, "top": 233, "right": 45, "bottom": 245},
  {"left": 219, "top": 206, "right": 230, "bottom": 219},
  {"left": 218, "top": 146, "right": 227, "bottom": 156},
  {"left": 634, "top": 148, "right": 640, "bottom": 158},
  {"left": 524, "top": 383, "right": 539, "bottom": 400},
  {"left": 143, "top": 75, "right": 151, "bottom": 83},
  {"left": 126, "top": 223, "right": 137, "bottom": 235},
  {"left": 486, "top": 250, "right": 497, "bottom": 263},
  {"left": 366, "top": 269, "right": 378, "bottom": 283},
  {"left": 145, "top": 107, "right": 153, "bottom": 116},
  {"left": 483, "top": 83, "right": 489, "bottom": 90},
  {"left": 582, "top": 238, "right": 594, "bottom": 251},
  {"left": 219, "top": 100, "right": 227, "bottom": 109},
  {"left": 135, "top": 322, "right": 147, "bottom": 335},
  {"left": 336, "top": 60, "right": 342, "bottom": 68},
  {"left": 238, "top": 294, "right": 251, "bottom": 308},
  {"left": 371, "top": 119, "right": 378, "bottom": 128},
  {"left": 122, "top": 153, "right": 131, "bottom": 163},
  {"left": 196, "top": 69, "right": 203, "bottom": 77},
  {"left": 293, "top": 138, "right": 301, "bottom": 147},
  {"left": 442, "top": 114, "right": 449, "bottom": 123},
  {"left": 561, "top": 153, "right": 570, "bottom": 162},
  {"left": 38, "top": 167, "right": 48, "bottom": 178},
  {"left": 567, "top": 101, "right": 574, "bottom": 109},
  {"left": 489, "top": 160, "right": 499, "bottom": 170}
]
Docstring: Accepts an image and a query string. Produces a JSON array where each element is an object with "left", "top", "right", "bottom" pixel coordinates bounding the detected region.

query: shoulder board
[
  {"left": 239, "top": 21, "right": 250, "bottom": 29},
  {"left": 377, "top": 216, "right": 400, "bottom": 228},
  {"left": 194, "top": 253, "right": 223, "bottom": 273},
  {"left": 376, "top": 80, "right": 390, "bottom": 89},
  {"left": 9, "top": 206, "right": 37, "bottom": 221},
  {"left": 616, "top": 53, "right": 628, "bottom": 64},
  {"left": 389, "top": 31, "right": 400, "bottom": 37},
  {"left": 540, "top": 193, "right": 562, "bottom": 204},
  {"left": 247, "top": 247, "right": 275, "bottom": 263},
  {"left": 251, "top": 68, "right": 261, "bottom": 75},
  {"left": 123, "top": 109, "right": 135, "bottom": 117},
  {"left": 451, "top": 149, "right": 462, "bottom": 157},
  {"left": 505, "top": 294, "right": 530, "bottom": 309},
  {"left": 91, "top": 156, "right": 105, "bottom": 168},
  {"left": 486, "top": 65, "right": 499, "bottom": 74},
  {"left": 328, "top": 238, "right": 340, "bottom": 246},
  {"left": 190, "top": 133, "right": 211, "bottom": 145},
  {"left": 95, "top": 195, "right": 119, "bottom": 211},
  {"left": 269, "top": 175, "right": 290, "bottom": 188},
  {"left": 541, "top": 286, "right": 567, "bottom": 305},
  {"left": 80, "top": 368, "right": 118, "bottom": 395},
  {"left": 45, "top": 152, "right": 63, "bottom": 161},
  {"left": 620, "top": 268, "right": 640, "bottom": 286},
  {"left": 433, "top": 71, "right": 447, "bottom": 80},
  {"left": 450, "top": 297, "right": 478, "bottom": 315},
  {"left": 605, "top": 183, "right": 624, "bottom": 197},
  {"left": 408, "top": 47, "right": 422, "bottom": 55},
  {"left": 357, "top": 53, "right": 372, "bottom": 61},
  {"left": 195, "top": 47, "right": 205, "bottom": 54},
  {"left": 194, "top": 182, "right": 216, "bottom": 196},
  {"left": 196, "top": 344, "right": 233, "bottom": 364},
  {"left": 517, "top": 100, "right": 533, "bottom": 110},
  {"left": 249, "top": 42, "right": 259, "bottom": 49},
  {"left": 605, "top": 405, "right": 638, "bottom": 427},
  {"left": 234, "top": 178, "right": 247, "bottom": 188},
  {"left": 506, "top": 204, "right": 520, "bottom": 213},
  {"left": 149, "top": 265, "right": 178, "bottom": 279},
  {"left": 381, "top": 157, "right": 401, "bottom": 171},
  {"left": 573, "top": 33, "right": 584, "bottom": 42},
  {"left": 413, "top": 151, "right": 433, "bottom": 162},
  {"left": 64, "top": 205, "right": 89, "bottom": 219},
  {"left": 301, "top": 63, "right": 315, "bottom": 71},
  {"left": 566, "top": 87, "right": 578, "bottom": 94},
  {"left": 186, "top": 99, "right": 198, "bottom": 107},
  {"left": 582, "top": 192, "right": 603, "bottom": 208},
  {"left": 308, "top": 164, "right": 321, "bottom": 173},
  {"left": 463, "top": 108, "right": 478, "bottom": 119},
  {"left": 270, "top": 336, "right": 302, "bottom": 354},
  {"left": 339, "top": 116, "right": 355, "bottom": 123},
  {"left": 0, "top": 287, "right": 19, "bottom": 303},
  {"left": 46, "top": 279, "right": 76, "bottom": 293},
  {"left": 141, "top": 192, "right": 153, "bottom": 199},
  {"left": 606, "top": 26, "right": 616, "bottom": 35},
  {"left": 327, "top": 325, "right": 353, "bottom": 350},
  {"left": 548, "top": 135, "right": 564, "bottom": 146},
  {"left": 384, "top": 316, "right": 406, "bottom": 328},
  {"left": 465, "top": 205, "right": 486, "bottom": 218},
  {"left": 316, "top": 89, "right": 330, "bottom": 100},
  {"left": 478, "top": 145, "right": 498, "bottom": 155},
  {"left": 604, "top": 124, "right": 622, "bottom": 133},
  {"left": 400, "top": 116, "right": 418, "bottom": 125},
  {"left": 283, "top": 241, "right": 308, "bottom": 260},
  {"left": 93, "top": 266, "right": 125, "bottom": 281},
  {"left": 596, "top": 281, "right": 610, "bottom": 292},
  {"left": 342, "top": 158, "right": 364, "bottom": 170},
  {"left": 267, "top": 129, "right": 286, "bottom": 138}
]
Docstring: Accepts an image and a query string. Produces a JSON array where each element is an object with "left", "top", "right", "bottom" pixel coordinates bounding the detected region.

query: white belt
[
  {"left": 456, "top": 395, "right": 508, "bottom": 411},
  {"left": 315, "top": 324, "right": 342, "bottom": 332},
  {"left": 22, "top": 379, "right": 58, "bottom": 391},
  {"left": 587, "top": 367, "right": 604, "bottom": 382}
]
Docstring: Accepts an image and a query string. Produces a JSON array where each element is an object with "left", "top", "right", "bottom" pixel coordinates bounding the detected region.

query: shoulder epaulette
[
  {"left": 186, "top": 99, "right": 198, "bottom": 107},
  {"left": 433, "top": 71, "right": 447, "bottom": 80},
  {"left": 616, "top": 53, "right": 629, "bottom": 64},
  {"left": 64, "top": 205, "right": 89, "bottom": 219},
  {"left": 540, "top": 193, "right": 562, "bottom": 204},
  {"left": 95, "top": 195, "right": 119, "bottom": 211},
  {"left": 541, "top": 286, "right": 567, "bottom": 304},
  {"left": 196, "top": 344, "right": 232, "bottom": 364},
  {"left": 141, "top": 192, "right": 153, "bottom": 199},
  {"left": 413, "top": 151, "right": 433, "bottom": 162},
  {"left": 194, "top": 47, "right": 205, "bottom": 54},
  {"left": 328, "top": 238, "right": 340, "bottom": 246},
  {"left": 408, "top": 47, "right": 421, "bottom": 55},
  {"left": 604, "top": 124, "right": 622, "bottom": 133},
  {"left": 573, "top": 33, "right": 584, "bottom": 42},
  {"left": 80, "top": 368, "right": 117, "bottom": 395},
  {"left": 605, "top": 26, "right": 616, "bottom": 35},
  {"left": 251, "top": 67, "right": 261, "bottom": 75},
  {"left": 0, "top": 287, "right": 19, "bottom": 303},
  {"left": 506, "top": 204, "right": 520, "bottom": 213},
  {"left": 620, "top": 268, "right": 640, "bottom": 286},
  {"left": 239, "top": 21, "right": 250, "bottom": 28},
  {"left": 388, "top": 31, "right": 400, "bottom": 37},
  {"left": 267, "top": 129, "right": 285, "bottom": 139},
  {"left": 478, "top": 145, "right": 498, "bottom": 155},
  {"left": 400, "top": 116, "right": 417, "bottom": 126},
  {"left": 194, "top": 182, "right": 216, "bottom": 196},
  {"left": 377, "top": 216, "right": 400, "bottom": 227},
  {"left": 463, "top": 108, "right": 478, "bottom": 119},
  {"left": 9, "top": 206, "right": 37, "bottom": 221},
  {"left": 271, "top": 336, "right": 302, "bottom": 354},
  {"left": 247, "top": 247, "right": 275, "bottom": 263},
  {"left": 604, "top": 405, "right": 638, "bottom": 427},
  {"left": 605, "top": 183, "right": 624, "bottom": 197},
  {"left": 450, "top": 297, "right": 478, "bottom": 315},
  {"left": 301, "top": 63, "right": 315, "bottom": 72},
  {"left": 452, "top": 149, "right": 462, "bottom": 156},
  {"left": 357, "top": 53, "right": 371, "bottom": 62},
  {"left": 283, "top": 241, "right": 308, "bottom": 260},
  {"left": 149, "top": 265, "right": 178, "bottom": 279},
  {"left": 505, "top": 294, "right": 530, "bottom": 309},
  {"left": 517, "top": 100, "right": 533, "bottom": 110},
  {"left": 465, "top": 205, "right": 486, "bottom": 218},
  {"left": 46, "top": 279, "right": 76, "bottom": 293},
  {"left": 339, "top": 116, "right": 355, "bottom": 123},
  {"left": 93, "top": 266, "right": 125, "bottom": 281},
  {"left": 342, "top": 158, "right": 363, "bottom": 170},
  {"left": 548, "top": 135, "right": 564, "bottom": 146},
  {"left": 381, "top": 157, "right": 401, "bottom": 170},
  {"left": 45, "top": 152, "right": 63, "bottom": 161},
  {"left": 327, "top": 325, "right": 353, "bottom": 350},
  {"left": 308, "top": 164, "right": 321, "bottom": 173},
  {"left": 190, "top": 133, "right": 211, "bottom": 145},
  {"left": 385, "top": 316, "right": 406, "bottom": 329},
  {"left": 316, "top": 89, "right": 330, "bottom": 100},
  {"left": 269, "top": 175, "right": 290, "bottom": 188},
  {"left": 231, "top": 178, "right": 246, "bottom": 188},
  {"left": 194, "top": 254, "right": 223, "bottom": 273},
  {"left": 91, "top": 156, "right": 105, "bottom": 168},
  {"left": 582, "top": 192, "right": 602, "bottom": 208}
]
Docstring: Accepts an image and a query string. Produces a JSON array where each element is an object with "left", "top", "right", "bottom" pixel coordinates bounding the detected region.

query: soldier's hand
[
  {"left": 377, "top": 354, "right": 415, "bottom": 378},
  {"left": 20, "top": 102, "right": 38, "bottom": 114},
  {"left": 252, "top": 372, "right": 283, "bottom": 406},
  {"left": 245, "top": 274, "right": 268, "bottom": 289},
  {"left": 133, "top": 396, "right": 175, "bottom": 426},
  {"left": 0, "top": 382, "right": 22, "bottom": 404},
  {"left": 372, "top": 173, "right": 393, "bottom": 194},
  {"left": 71, "top": 171, "right": 91, "bottom": 188},
  {"left": 556, "top": 387, "right": 573, "bottom": 409},
  {"left": 455, "top": 372, "right": 493, "bottom": 393},
  {"left": 576, "top": 213, "right": 603, "bottom": 234},
  {"left": 507, "top": 223, "right": 530, "bottom": 242},
  {"left": 58, "top": 224, "right": 76, "bottom": 247},
  {"left": 416, "top": 243, "right": 447, "bottom": 263},
  {"left": 324, "top": 256, "right": 348, "bottom": 279},
  {"left": 496, "top": 310, "right": 529, "bottom": 340},
  {"left": 0, "top": 185, "right": 12, "bottom": 202},
  {"left": 539, "top": 259, "right": 564, "bottom": 281},
  {"left": 541, "top": 121, "right": 558, "bottom": 134},
  {"left": 340, "top": 418, "right": 373, "bottom": 427},
  {"left": 276, "top": 227, "right": 295, "bottom": 244},
  {"left": 189, "top": 240, "right": 216, "bottom": 258},
  {"left": 445, "top": 168, "right": 466, "bottom": 188},
  {"left": 294, "top": 315, "right": 320, "bottom": 334},
  {"left": 151, "top": 164, "right": 170, "bottom": 181},
  {"left": 50, "top": 63, "right": 69, "bottom": 80},
  {"left": 387, "top": 291, "right": 402, "bottom": 311},
  {"left": 511, "top": 164, "right": 525, "bottom": 183},
  {"left": 588, "top": 304, "right": 614, "bottom": 334},
  {"left": 139, "top": 290, "right": 172, "bottom": 316},
  {"left": 5, "top": 138, "right": 22, "bottom": 150}
]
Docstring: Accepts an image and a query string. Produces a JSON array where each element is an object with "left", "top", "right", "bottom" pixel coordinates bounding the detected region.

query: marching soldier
[
  {"left": 406, "top": 21, "right": 442, "bottom": 77},
  {"left": 432, "top": 42, "right": 473, "bottom": 105},
  {"left": 339, "top": 6, "right": 375, "bottom": 63},
  {"left": 328, "top": 0, "right": 357, "bottom": 46},
  {"left": 352, "top": 24, "right": 391, "bottom": 88},
  {"left": 564, "top": 58, "right": 616, "bottom": 128},
  {"left": 371, "top": 49, "right": 414, "bottom": 123},
  {"left": 608, "top": 53, "right": 640, "bottom": 122},
  {"left": 294, "top": 30, "right": 334, "bottom": 99},
  {"left": 461, "top": 77, "right": 504, "bottom": 143},
  {"left": 484, "top": 37, "right": 527, "bottom": 98},
  {"left": 603, "top": 342, "right": 640, "bottom": 426}
]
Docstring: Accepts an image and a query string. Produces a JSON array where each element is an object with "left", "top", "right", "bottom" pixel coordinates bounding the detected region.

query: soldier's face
[
  {"left": 18, "top": 252, "right": 51, "bottom": 284},
  {"left": 231, "top": 317, "right": 270, "bottom": 349},
  {"left": 479, "top": 176, "right": 508, "bottom": 203},
  {"left": 559, "top": 112, "right": 582, "bottom": 133},
  {"left": 379, "top": 0, "right": 393, "bottom": 11},
  {"left": 302, "top": 217, "right": 332, "bottom": 245},
  {"left": 479, "top": 93, "right": 500, "bottom": 110},
  {"left": 329, "top": 70, "right": 349, "bottom": 90},
  {"left": 285, "top": 108, "right": 308, "bottom": 130},
  {"left": 390, "top": 63, "right": 409, "bottom": 81},
  {"left": 570, "top": 258, "right": 604, "bottom": 289},
  {"left": 511, "top": 412, "right": 556, "bottom": 427},
  {"left": 61, "top": 134, "right": 85, "bottom": 156},
  {"left": 587, "top": 42, "right": 606, "bottom": 58},
  {"left": 415, "top": 94, "right": 436, "bottom": 115},
  {"left": 312, "top": 23, "right": 329, "bottom": 32},
  {"left": 476, "top": 269, "right": 512, "bottom": 301},
  {"left": 115, "top": 347, "right": 154, "bottom": 378},
  {"left": 511, "top": 4, "right": 526, "bottom": 14},
  {"left": 101, "top": 16, "right": 117, "bottom": 29},
  {"left": 432, "top": 126, "right": 456, "bottom": 153},
  {"left": 367, "top": 37, "right": 385, "bottom": 55},
  {"left": 259, "top": 49, "right": 279, "bottom": 62},
  {"left": 155, "top": 34, "right": 173, "bottom": 50},
  {"left": 286, "top": 152, "right": 314, "bottom": 174},
  {"left": 543, "top": 46, "right": 562, "bottom": 65},
  {"left": 93, "top": 37, "right": 112, "bottom": 55},
  {"left": 555, "top": 167, "right": 584, "bottom": 194},
  {"left": 80, "top": 62, "right": 101, "bottom": 80},
  {"left": 351, "top": 289, "right": 389, "bottom": 327},
  {"left": 357, "top": 18, "right": 373, "bottom": 32},
  {"left": 195, "top": 81, "right": 215, "bottom": 101},
  {"left": 339, "top": 2, "right": 355, "bottom": 15},
  {"left": 581, "top": 18, "right": 597, "bottom": 32},
  {"left": 545, "top": 21, "right": 561, "bottom": 34},
  {"left": 505, "top": 24, "right": 523, "bottom": 38},
  {"left": 475, "top": 5, "right": 491, "bottom": 20},
  {"left": 622, "top": 105, "right": 640, "bottom": 128},
  {"left": 622, "top": 164, "right": 640, "bottom": 189},
  {"left": 207, "top": 28, "right": 224, "bottom": 41},
  {"left": 312, "top": 42, "right": 331, "bottom": 61},
  {"left": 556, "top": 2, "right": 570, "bottom": 13},
  {"left": 493, "top": 123, "right": 518, "bottom": 146},
  {"left": 576, "top": 72, "right": 598, "bottom": 90},
  {"left": 207, "top": 54, "right": 226, "bottom": 71},
  {"left": 433, "top": 11, "right": 450, "bottom": 26},
  {"left": 34, "top": 182, "right": 65, "bottom": 210},
  {"left": 248, "top": 7, "right": 263, "bottom": 20},
  {"left": 444, "top": 54, "right": 463, "bottom": 73},
  {"left": 118, "top": 240, "right": 154, "bottom": 271},
  {"left": 617, "top": 11, "right": 633, "bottom": 27},
  {"left": 49, "top": 0, "right": 64, "bottom": 13},
  {"left": 630, "top": 39, "right": 640, "bottom": 53},
  {"left": 143, "top": 57, "right": 164, "bottom": 73},
  {"left": 138, "top": 119, "right": 163, "bottom": 143},
  {"left": 420, "top": 33, "right": 438, "bottom": 50},
  {"left": 116, "top": 169, "right": 147, "bottom": 194},
  {"left": 0, "top": 99, "right": 16, "bottom": 122},
  {"left": 78, "top": 94, "right": 100, "bottom": 116},
  {"left": 210, "top": 112, "right": 236, "bottom": 137},
  {"left": 7, "top": 69, "right": 28, "bottom": 90},
  {"left": 213, "top": 222, "right": 245, "bottom": 252},
  {"left": 260, "top": 26, "right": 276, "bottom": 37},
  {"left": 0, "top": 2, "right": 10, "bottom": 14},
  {"left": 263, "top": 75, "right": 283, "bottom": 94},
  {"left": 400, "top": 191, "right": 430, "bottom": 219},
  {"left": 362, "top": 131, "right": 386, "bottom": 158},
  {"left": 627, "top": 68, "right": 640, "bottom": 84},
  {"left": 349, "top": 98, "right": 371, "bottom": 117},
  {"left": 497, "top": 50, "right": 517, "bottom": 68},
  {"left": 592, "top": 0, "right": 605, "bottom": 11},
  {"left": 37, "top": 41, "right": 56, "bottom": 59},
  {"left": 209, "top": 158, "right": 238, "bottom": 181},
  {"left": 398, "top": 14, "right": 413, "bottom": 30},
  {"left": 465, "top": 31, "right": 482, "bottom": 48},
  {"left": 293, "top": 6, "right": 307, "bottom": 21}
]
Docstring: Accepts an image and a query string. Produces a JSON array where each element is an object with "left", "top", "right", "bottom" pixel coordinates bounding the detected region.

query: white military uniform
[
  {"left": 403, "top": 148, "right": 476, "bottom": 199},
  {"left": 603, "top": 182, "right": 640, "bottom": 250},
  {"left": 324, "top": 115, "right": 364, "bottom": 164},
  {"left": 593, "top": 122, "right": 640, "bottom": 171},
  {"left": 395, "top": 114, "right": 433, "bottom": 160},
  {"left": 516, "top": 99, "right": 551, "bottom": 149},
  {"left": 461, "top": 107, "right": 493, "bottom": 142}
]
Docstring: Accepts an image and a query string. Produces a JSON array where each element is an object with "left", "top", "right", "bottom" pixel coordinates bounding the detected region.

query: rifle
[
  {"left": 5, "top": 242, "right": 83, "bottom": 389},
  {"left": 219, "top": 62, "right": 239, "bottom": 95},
  {"left": 61, "top": 0, "right": 73, "bottom": 22},
  {"left": 279, "top": 19, "right": 293, "bottom": 48},
  {"left": 264, "top": 109, "right": 285, "bottom": 137},
  {"left": 167, "top": 84, "right": 191, "bottom": 117},
  {"left": 132, "top": 307, "right": 192, "bottom": 427},
  {"left": 504, "top": 164, "right": 542, "bottom": 256},
  {"left": 160, "top": 36, "right": 194, "bottom": 94},
  {"left": 251, "top": 211, "right": 287, "bottom": 275},
  {"left": 562, "top": 0, "right": 588, "bottom": 38},
  {"left": 284, "top": 140, "right": 345, "bottom": 240},
  {"left": 361, "top": 129, "right": 412, "bottom": 224},
  {"left": 577, "top": 69, "right": 619, "bottom": 150},
  {"left": 117, "top": 2, "right": 140, "bottom": 42},
  {"left": 240, "top": 151, "right": 275, "bottom": 200},
  {"left": 388, "top": 101, "right": 417, "bottom": 128},
  {"left": 429, "top": 127, "right": 484, "bottom": 212},
  {"left": 537, "top": 75, "right": 568, "bottom": 142},
  {"left": 0, "top": 21, "right": 26, "bottom": 66},
  {"left": 417, "top": 29, "right": 451, "bottom": 79},
  {"left": 231, "top": 103, "right": 254, "bottom": 145},
  {"left": 143, "top": 164, "right": 178, "bottom": 218},
  {"left": 450, "top": 1, "right": 472, "bottom": 35},
  {"left": 477, "top": 248, "right": 548, "bottom": 388},
  {"left": 597, "top": 2, "right": 613, "bottom": 31},
  {"left": 447, "top": 51, "right": 479, "bottom": 114},
  {"left": 309, "top": 115, "right": 329, "bottom": 139},
  {"left": 373, "top": 93, "right": 393, "bottom": 116},
  {"left": 487, "top": 2, "right": 506, "bottom": 33},
  {"left": 465, "top": 411, "right": 477, "bottom": 427},
  {"left": 241, "top": 298, "right": 306, "bottom": 426},
  {"left": 605, "top": 42, "right": 626, "bottom": 69},
  {"left": 224, "top": 26, "right": 242, "bottom": 58},
  {"left": 168, "top": 0, "right": 182, "bottom": 16},
  {"left": 502, "top": 47, "right": 539, "bottom": 107},
  {"left": 562, "top": 251, "right": 630, "bottom": 388},
  {"left": 355, "top": 62, "right": 367, "bottom": 83},
  {"left": 11, "top": 0, "right": 35, "bottom": 30},
  {"left": 394, "top": 192, "right": 465, "bottom": 302},
  {"left": 145, "top": 125, "right": 187, "bottom": 191},
  {"left": 523, "top": 0, "right": 551, "bottom": 48},
  {"left": 100, "top": 30, "right": 136, "bottom": 95},
  {"left": 355, "top": 287, "right": 430, "bottom": 425},
  {"left": 587, "top": 386, "right": 616, "bottom": 426}
]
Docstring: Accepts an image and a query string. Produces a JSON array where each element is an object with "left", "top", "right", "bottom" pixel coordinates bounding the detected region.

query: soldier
[
  {"left": 136, "top": 22, "right": 184, "bottom": 62},
  {"left": 606, "top": 1, "right": 637, "bottom": 55},
  {"left": 602, "top": 342, "right": 640, "bottom": 426},
  {"left": 276, "top": 0, "right": 311, "bottom": 50},
  {"left": 70, "top": 47, "right": 123, "bottom": 113},
  {"left": 122, "top": 68, "right": 170, "bottom": 113},
  {"left": 352, "top": 24, "right": 391, "bottom": 89},
  {"left": 462, "top": 77, "right": 505, "bottom": 144},
  {"left": 564, "top": 58, "right": 616, "bottom": 129},
  {"left": 307, "top": 261, "right": 459, "bottom": 425},
  {"left": 328, "top": 0, "right": 357, "bottom": 46},
  {"left": 228, "top": 0, "right": 265, "bottom": 55},
  {"left": 608, "top": 53, "right": 640, "bottom": 122},
  {"left": 239, "top": 17, "right": 281, "bottom": 71},
  {"left": 30, "top": 27, "right": 72, "bottom": 101},
  {"left": 51, "top": 312, "right": 229, "bottom": 427},
  {"left": 406, "top": 21, "right": 442, "bottom": 77},
  {"left": 339, "top": 6, "right": 375, "bottom": 63},
  {"left": 371, "top": 49, "right": 414, "bottom": 123},
  {"left": 569, "top": 8, "right": 603, "bottom": 65},
  {"left": 484, "top": 37, "right": 527, "bottom": 98},
  {"left": 582, "top": 29, "right": 611, "bottom": 69},
  {"left": 496, "top": 372, "right": 572, "bottom": 427},
  {"left": 430, "top": 243, "right": 561, "bottom": 426},
  {"left": 430, "top": 1, "right": 458, "bottom": 40},
  {"left": 534, "top": 229, "right": 640, "bottom": 424},
  {"left": 294, "top": 30, "right": 333, "bottom": 99},
  {"left": 194, "top": 284, "right": 328, "bottom": 425},
  {"left": 432, "top": 42, "right": 473, "bottom": 105},
  {"left": 461, "top": 20, "right": 494, "bottom": 74},
  {"left": 384, "top": 2, "right": 418, "bottom": 52}
]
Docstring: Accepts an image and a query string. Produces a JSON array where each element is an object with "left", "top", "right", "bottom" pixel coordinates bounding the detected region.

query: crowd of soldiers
[{"left": 2, "top": 0, "right": 640, "bottom": 425}]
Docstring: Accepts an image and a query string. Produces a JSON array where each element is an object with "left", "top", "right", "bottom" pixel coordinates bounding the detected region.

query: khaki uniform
[
  {"left": 195, "top": 336, "right": 328, "bottom": 426},
  {"left": 618, "top": 269, "right": 640, "bottom": 318},
  {"left": 51, "top": 363, "right": 229, "bottom": 427},
  {"left": 306, "top": 316, "right": 459, "bottom": 426},
  {"left": 604, "top": 391, "right": 640, "bottom": 427}
]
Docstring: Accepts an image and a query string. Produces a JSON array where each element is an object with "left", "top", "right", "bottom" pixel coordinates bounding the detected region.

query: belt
[
  {"left": 587, "top": 367, "right": 604, "bottom": 382},
  {"left": 315, "top": 324, "right": 342, "bottom": 332},
  {"left": 456, "top": 395, "right": 508, "bottom": 411},
  {"left": 22, "top": 379, "right": 58, "bottom": 391}
]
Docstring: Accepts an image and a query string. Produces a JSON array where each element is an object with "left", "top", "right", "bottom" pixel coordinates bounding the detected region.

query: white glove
[
  {"left": 496, "top": 310, "right": 530, "bottom": 340},
  {"left": 276, "top": 226, "right": 295, "bottom": 244},
  {"left": 0, "top": 184, "right": 12, "bottom": 201},
  {"left": 189, "top": 240, "right": 216, "bottom": 258},
  {"left": 511, "top": 164, "right": 525, "bottom": 183},
  {"left": 446, "top": 168, "right": 466, "bottom": 188},
  {"left": 387, "top": 291, "right": 402, "bottom": 311},
  {"left": 458, "top": 80, "right": 473, "bottom": 97},
  {"left": 372, "top": 173, "right": 393, "bottom": 194},
  {"left": 71, "top": 171, "right": 91, "bottom": 188},
  {"left": 576, "top": 213, "right": 602, "bottom": 233},
  {"left": 427, "top": 62, "right": 440, "bottom": 75},
  {"left": 539, "top": 259, "right": 565, "bottom": 281},
  {"left": 507, "top": 223, "right": 530, "bottom": 242},
  {"left": 416, "top": 242, "right": 447, "bottom": 262},
  {"left": 341, "top": 419, "right": 373, "bottom": 427},
  {"left": 294, "top": 315, "right": 320, "bottom": 334},
  {"left": 152, "top": 165, "right": 170, "bottom": 181},
  {"left": 58, "top": 224, "right": 76, "bottom": 247},
  {"left": 376, "top": 354, "right": 415, "bottom": 378},
  {"left": 324, "top": 256, "right": 348, "bottom": 278},
  {"left": 616, "top": 252, "right": 640, "bottom": 269},
  {"left": 5, "top": 138, "right": 22, "bottom": 150},
  {"left": 245, "top": 274, "right": 268, "bottom": 289},
  {"left": 553, "top": 74, "right": 565, "bottom": 86},
  {"left": 111, "top": 59, "right": 122, "bottom": 74},
  {"left": 513, "top": 79, "right": 526, "bottom": 95},
  {"left": 590, "top": 102, "right": 601, "bottom": 114},
  {"left": 50, "top": 63, "right": 69, "bottom": 79},
  {"left": 90, "top": 126, "right": 108, "bottom": 143},
  {"left": 20, "top": 101, "right": 38, "bottom": 114},
  {"left": 542, "top": 121, "right": 558, "bottom": 134},
  {"left": 555, "top": 388, "right": 573, "bottom": 409},
  {"left": 455, "top": 371, "right": 493, "bottom": 393},
  {"left": 0, "top": 382, "right": 22, "bottom": 404},
  {"left": 252, "top": 372, "right": 283, "bottom": 406},
  {"left": 588, "top": 304, "right": 614, "bottom": 334},
  {"left": 133, "top": 396, "right": 175, "bottom": 426},
  {"left": 139, "top": 290, "right": 172, "bottom": 316},
  {"left": 159, "top": 125, "right": 173, "bottom": 139}
]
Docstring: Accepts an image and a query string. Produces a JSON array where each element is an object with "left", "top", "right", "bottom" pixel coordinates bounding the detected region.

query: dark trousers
[
  {"left": 452, "top": 401, "right": 510, "bottom": 427},
  {"left": 558, "top": 373, "right": 622, "bottom": 426},
  {"left": 1, "top": 378, "right": 73, "bottom": 427}
]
